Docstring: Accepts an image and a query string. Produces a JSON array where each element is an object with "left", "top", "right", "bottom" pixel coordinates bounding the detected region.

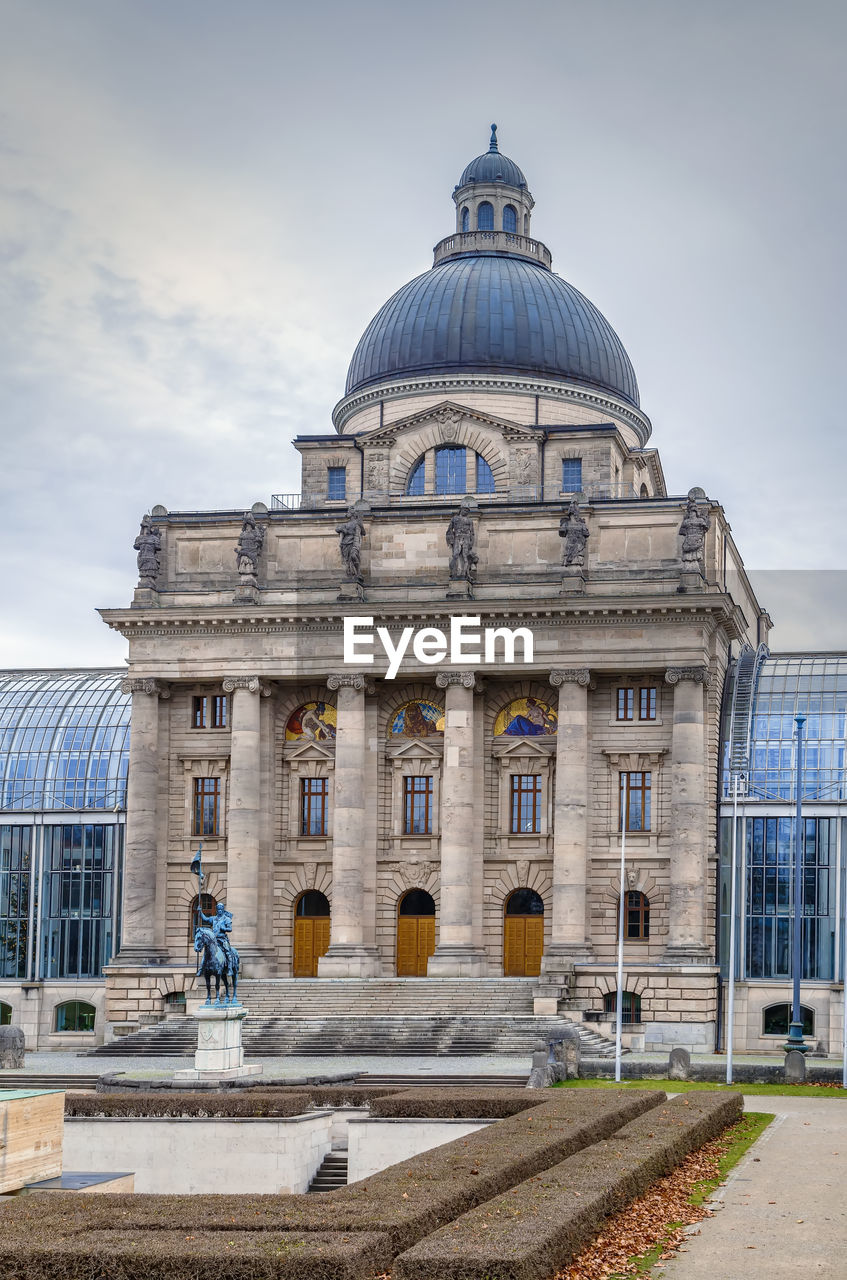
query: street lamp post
[
  {"left": 785, "top": 715, "right": 808, "bottom": 1054},
  {"left": 615, "top": 774, "right": 629, "bottom": 1083}
]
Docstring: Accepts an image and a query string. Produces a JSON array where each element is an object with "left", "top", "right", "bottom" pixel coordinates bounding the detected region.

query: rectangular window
[
  {"left": 510, "top": 775, "right": 542, "bottom": 834},
  {"left": 639, "top": 687, "right": 657, "bottom": 720},
  {"left": 619, "top": 771, "right": 651, "bottom": 832},
  {"left": 616, "top": 688, "right": 634, "bottom": 721},
  {"left": 193, "top": 777, "right": 220, "bottom": 836},
  {"left": 562, "top": 458, "right": 582, "bottom": 491},
  {"left": 403, "top": 776, "right": 433, "bottom": 835},
  {"left": 327, "top": 467, "right": 347, "bottom": 500},
  {"left": 211, "top": 695, "right": 227, "bottom": 728},
  {"left": 193, "top": 695, "right": 227, "bottom": 728},
  {"left": 300, "top": 777, "right": 329, "bottom": 836},
  {"left": 0, "top": 825, "right": 32, "bottom": 979},
  {"left": 40, "top": 824, "right": 117, "bottom": 980},
  {"left": 192, "top": 696, "right": 207, "bottom": 729}
]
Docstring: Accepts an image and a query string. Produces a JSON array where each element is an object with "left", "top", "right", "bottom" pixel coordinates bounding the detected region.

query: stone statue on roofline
[
  {"left": 558, "top": 499, "right": 589, "bottom": 567},
  {"left": 235, "top": 511, "right": 265, "bottom": 586},
  {"left": 678, "top": 489, "right": 710, "bottom": 567},
  {"left": 446, "top": 503, "right": 478, "bottom": 580},
  {"left": 337, "top": 507, "right": 365, "bottom": 580},
  {"left": 134, "top": 514, "right": 162, "bottom": 587}
]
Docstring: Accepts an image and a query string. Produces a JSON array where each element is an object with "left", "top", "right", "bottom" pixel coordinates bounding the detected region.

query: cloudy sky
[{"left": 1, "top": 0, "right": 845, "bottom": 666}]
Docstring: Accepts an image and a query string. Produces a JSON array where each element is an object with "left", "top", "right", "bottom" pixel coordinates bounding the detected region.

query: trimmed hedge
[
  {"left": 65, "top": 1085, "right": 400, "bottom": 1118},
  {"left": 369, "top": 1087, "right": 541, "bottom": 1120},
  {"left": 393, "top": 1092, "right": 743, "bottom": 1280},
  {"left": 2, "top": 1089, "right": 666, "bottom": 1278},
  {"left": 2, "top": 1230, "right": 390, "bottom": 1280}
]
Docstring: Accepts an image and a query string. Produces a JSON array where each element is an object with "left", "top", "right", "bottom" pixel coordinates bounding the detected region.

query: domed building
[{"left": 8, "top": 129, "right": 840, "bottom": 1059}]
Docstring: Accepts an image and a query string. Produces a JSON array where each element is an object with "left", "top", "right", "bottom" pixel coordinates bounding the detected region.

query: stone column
[
  {"left": 115, "top": 678, "right": 170, "bottom": 963},
  {"left": 664, "top": 666, "right": 712, "bottom": 961},
  {"left": 541, "top": 669, "right": 593, "bottom": 977},
  {"left": 318, "top": 674, "right": 380, "bottom": 976},
  {"left": 222, "top": 676, "right": 275, "bottom": 974},
  {"left": 428, "top": 672, "right": 486, "bottom": 976}
]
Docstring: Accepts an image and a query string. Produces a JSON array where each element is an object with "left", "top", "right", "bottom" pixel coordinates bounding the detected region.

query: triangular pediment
[
  {"left": 386, "top": 736, "right": 444, "bottom": 760},
  {"left": 492, "top": 736, "right": 556, "bottom": 760},
  {"left": 358, "top": 400, "right": 539, "bottom": 447},
  {"left": 283, "top": 739, "right": 336, "bottom": 763}
]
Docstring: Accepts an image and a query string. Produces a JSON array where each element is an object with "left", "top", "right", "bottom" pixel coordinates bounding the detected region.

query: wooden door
[
  {"left": 396, "top": 916, "right": 435, "bottom": 976},
  {"left": 293, "top": 916, "right": 330, "bottom": 977},
  {"left": 503, "top": 915, "right": 544, "bottom": 977}
]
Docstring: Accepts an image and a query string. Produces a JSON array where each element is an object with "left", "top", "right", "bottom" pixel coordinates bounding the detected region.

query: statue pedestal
[
  {"left": 337, "top": 578, "right": 365, "bottom": 602},
  {"left": 560, "top": 566, "right": 586, "bottom": 595},
  {"left": 446, "top": 576, "right": 474, "bottom": 600},
  {"left": 678, "top": 568, "right": 704, "bottom": 593},
  {"left": 173, "top": 1004, "right": 262, "bottom": 1082}
]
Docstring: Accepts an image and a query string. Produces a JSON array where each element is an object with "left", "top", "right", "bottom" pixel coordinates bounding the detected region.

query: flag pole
[{"left": 615, "top": 774, "right": 629, "bottom": 1083}]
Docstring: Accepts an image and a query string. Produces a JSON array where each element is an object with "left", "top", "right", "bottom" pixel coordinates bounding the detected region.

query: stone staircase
[
  {"left": 307, "top": 1150, "right": 348, "bottom": 1192},
  {"left": 91, "top": 979, "right": 620, "bottom": 1059}
]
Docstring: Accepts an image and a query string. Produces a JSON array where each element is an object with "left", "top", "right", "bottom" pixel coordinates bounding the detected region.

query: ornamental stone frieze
[
  {"left": 119, "top": 678, "right": 171, "bottom": 698},
  {"left": 549, "top": 668, "right": 591, "bottom": 687},
  {"left": 326, "top": 673, "right": 376, "bottom": 693},
  {"left": 435, "top": 671, "right": 476, "bottom": 689},
  {"left": 664, "top": 666, "right": 711, "bottom": 686},
  {"left": 221, "top": 676, "right": 272, "bottom": 696}
]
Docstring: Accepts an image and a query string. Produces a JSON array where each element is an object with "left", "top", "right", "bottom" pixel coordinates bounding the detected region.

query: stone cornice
[
  {"left": 331, "top": 372, "right": 652, "bottom": 444},
  {"left": 119, "top": 678, "right": 171, "bottom": 698},
  {"left": 221, "top": 676, "right": 272, "bottom": 696},
  {"left": 664, "top": 665, "right": 711, "bottom": 686},
  {"left": 549, "top": 668, "right": 591, "bottom": 687},
  {"left": 435, "top": 671, "right": 476, "bottom": 689}
]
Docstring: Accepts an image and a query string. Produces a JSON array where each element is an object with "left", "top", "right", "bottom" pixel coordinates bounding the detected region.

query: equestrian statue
[{"left": 190, "top": 846, "right": 241, "bottom": 1005}]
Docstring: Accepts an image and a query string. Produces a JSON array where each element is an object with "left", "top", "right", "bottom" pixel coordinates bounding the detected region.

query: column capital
[
  {"left": 222, "top": 676, "right": 272, "bottom": 696},
  {"left": 327, "top": 673, "right": 375, "bottom": 693},
  {"left": 119, "top": 677, "right": 170, "bottom": 698},
  {"left": 435, "top": 671, "right": 476, "bottom": 689},
  {"left": 549, "top": 668, "right": 591, "bottom": 688},
  {"left": 664, "top": 665, "right": 711, "bottom": 687}
]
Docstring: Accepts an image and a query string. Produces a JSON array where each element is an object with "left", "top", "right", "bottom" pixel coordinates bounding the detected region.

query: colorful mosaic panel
[
  {"left": 389, "top": 700, "right": 445, "bottom": 737},
  {"left": 285, "top": 701, "right": 337, "bottom": 741},
  {"left": 493, "top": 697, "right": 558, "bottom": 736}
]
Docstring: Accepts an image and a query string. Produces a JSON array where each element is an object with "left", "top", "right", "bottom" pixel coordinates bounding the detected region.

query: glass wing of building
[
  {"left": 0, "top": 670, "right": 129, "bottom": 981},
  {"left": 720, "top": 651, "right": 847, "bottom": 985}
]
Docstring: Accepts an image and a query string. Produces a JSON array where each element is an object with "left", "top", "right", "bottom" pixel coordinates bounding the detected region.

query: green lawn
[{"left": 555, "top": 1077, "right": 847, "bottom": 1098}]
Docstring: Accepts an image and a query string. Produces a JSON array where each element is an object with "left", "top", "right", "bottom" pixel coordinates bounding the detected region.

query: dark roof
[{"left": 345, "top": 253, "right": 639, "bottom": 407}]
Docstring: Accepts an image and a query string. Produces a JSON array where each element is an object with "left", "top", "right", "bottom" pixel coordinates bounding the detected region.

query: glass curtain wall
[{"left": 41, "top": 825, "right": 118, "bottom": 979}]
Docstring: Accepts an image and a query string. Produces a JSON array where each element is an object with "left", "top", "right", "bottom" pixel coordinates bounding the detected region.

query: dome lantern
[{"left": 451, "top": 123, "right": 536, "bottom": 244}]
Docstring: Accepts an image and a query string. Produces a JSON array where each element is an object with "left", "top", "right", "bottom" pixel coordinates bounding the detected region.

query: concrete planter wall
[
  {"left": 63, "top": 1111, "right": 332, "bottom": 1194},
  {"left": 347, "top": 1117, "right": 491, "bottom": 1184}
]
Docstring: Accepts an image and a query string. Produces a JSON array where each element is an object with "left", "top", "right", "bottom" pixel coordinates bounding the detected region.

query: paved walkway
[{"left": 654, "top": 1096, "right": 847, "bottom": 1278}]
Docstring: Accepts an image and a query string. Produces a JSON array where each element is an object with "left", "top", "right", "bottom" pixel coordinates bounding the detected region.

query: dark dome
[
  {"left": 345, "top": 254, "right": 640, "bottom": 407},
  {"left": 458, "top": 150, "right": 526, "bottom": 188}
]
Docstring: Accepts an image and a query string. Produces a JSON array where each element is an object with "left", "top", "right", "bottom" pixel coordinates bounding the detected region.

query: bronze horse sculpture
[{"left": 194, "top": 926, "right": 240, "bottom": 1005}]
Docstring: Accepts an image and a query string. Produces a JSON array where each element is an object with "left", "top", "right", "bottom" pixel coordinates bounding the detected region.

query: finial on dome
[{"left": 489, "top": 123, "right": 498, "bottom": 152}]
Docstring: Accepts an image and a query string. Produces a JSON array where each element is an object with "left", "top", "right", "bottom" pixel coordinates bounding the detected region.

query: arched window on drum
[
  {"left": 503, "top": 204, "right": 517, "bottom": 233},
  {"left": 477, "top": 201, "right": 494, "bottom": 231}
]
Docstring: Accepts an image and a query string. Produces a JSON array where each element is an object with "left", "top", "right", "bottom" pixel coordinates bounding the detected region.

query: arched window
[
  {"left": 407, "top": 456, "right": 426, "bottom": 496},
  {"left": 398, "top": 889, "right": 436, "bottom": 916},
  {"left": 523, "top": 213, "right": 529, "bottom": 235},
  {"left": 762, "top": 1003, "right": 814, "bottom": 1037},
  {"left": 640, "top": 483, "right": 649, "bottom": 498},
  {"left": 603, "top": 991, "right": 641, "bottom": 1025},
  {"left": 54, "top": 1000, "right": 96, "bottom": 1032},
  {"left": 625, "top": 891, "right": 650, "bottom": 940},
  {"left": 505, "top": 888, "right": 544, "bottom": 915},
  {"left": 476, "top": 454, "right": 495, "bottom": 493},
  {"left": 296, "top": 890, "right": 330, "bottom": 917},
  {"left": 503, "top": 204, "right": 517, "bottom": 233},
  {"left": 0, "top": 1001, "right": 12, "bottom": 1026},
  {"left": 189, "top": 893, "right": 217, "bottom": 942},
  {"left": 435, "top": 446, "right": 466, "bottom": 494},
  {"left": 477, "top": 201, "right": 494, "bottom": 231},
  {"left": 461, "top": 206, "right": 469, "bottom": 232}
]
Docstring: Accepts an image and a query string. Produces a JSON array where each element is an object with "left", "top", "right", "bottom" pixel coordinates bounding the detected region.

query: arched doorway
[
  {"left": 503, "top": 888, "right": 544, "bottom": 976},
  {"left": 293, "top": 891, "right": 331, "bottom": 978},
  {"left": 396, "top": 889, "right": 436, "bottom": 977}
]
